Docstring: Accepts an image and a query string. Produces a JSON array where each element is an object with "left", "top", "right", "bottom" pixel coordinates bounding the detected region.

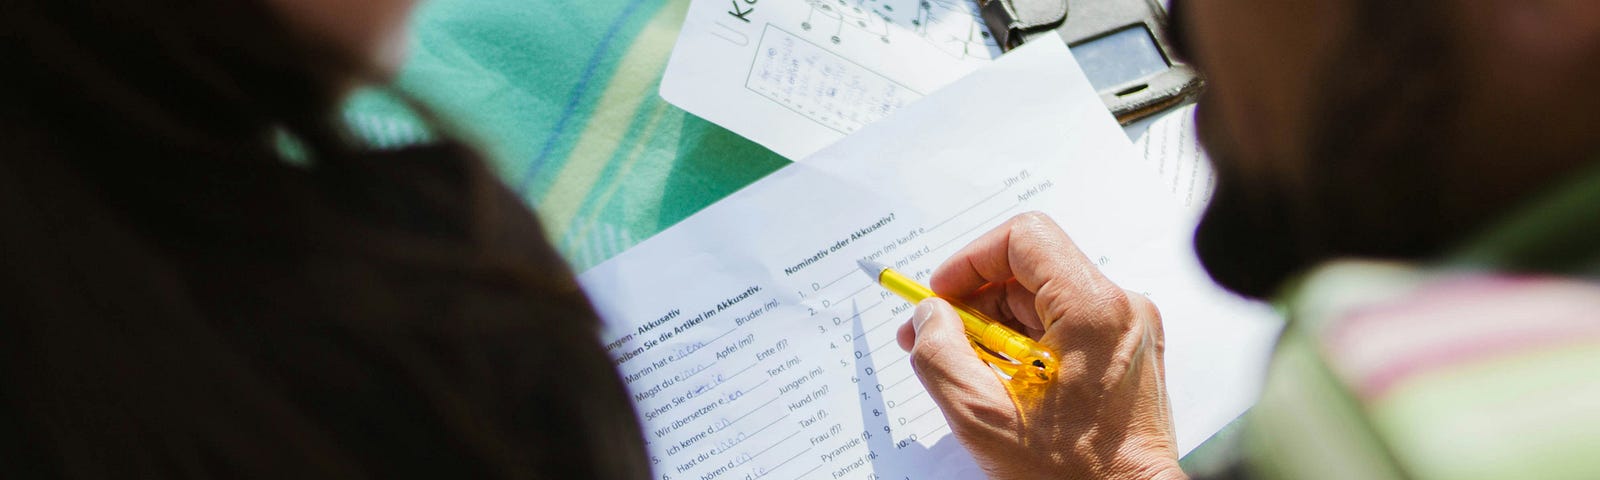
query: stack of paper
[{"left": 590, "top": 39, "right": 1281, "bottom": 479}]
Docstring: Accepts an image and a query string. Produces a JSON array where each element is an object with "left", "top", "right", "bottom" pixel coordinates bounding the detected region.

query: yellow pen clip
[{"left": 858, "top": 260, "right": 1058, "bottom": 385}]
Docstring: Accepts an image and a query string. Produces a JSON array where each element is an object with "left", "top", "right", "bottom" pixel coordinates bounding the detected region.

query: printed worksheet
[
  {"left": 1134, "top": 105, "right": 1216, "bottom": 216},
  {"left": 660, "top": 0, "right": 1000, "bottom": 160},
  {"left": 591, "top": 39, "right": 1280, "bottom": 480}
]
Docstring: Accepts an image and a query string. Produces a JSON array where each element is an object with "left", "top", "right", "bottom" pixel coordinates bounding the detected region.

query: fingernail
[{"left": 912, "top": 299, "right": 941, "bottom": 334}]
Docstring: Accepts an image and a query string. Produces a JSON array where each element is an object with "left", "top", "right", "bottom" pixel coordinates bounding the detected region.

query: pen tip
[{"left": 857, "top": 259, "right": 887, "bottom": 278}]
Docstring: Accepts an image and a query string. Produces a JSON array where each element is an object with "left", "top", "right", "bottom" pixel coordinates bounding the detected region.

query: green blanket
[{"left": 347, "top": 0, "right": 788, "bottom": 271}]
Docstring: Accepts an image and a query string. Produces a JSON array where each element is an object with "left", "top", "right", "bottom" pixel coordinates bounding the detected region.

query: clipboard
[{"left": 979, "top": 0, "right": 1203, "bottom": 124}]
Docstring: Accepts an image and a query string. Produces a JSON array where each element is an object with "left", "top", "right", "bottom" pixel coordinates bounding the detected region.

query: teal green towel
[{"left": 347, "top": 0, "right": 789, "bottom": 271}]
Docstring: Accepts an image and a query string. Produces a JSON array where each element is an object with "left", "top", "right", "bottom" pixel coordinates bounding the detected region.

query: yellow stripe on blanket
[{"left": 538, "top": 0, "right": 688, "bottom": 235}]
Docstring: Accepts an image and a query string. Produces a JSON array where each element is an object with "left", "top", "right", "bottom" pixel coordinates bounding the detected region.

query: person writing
[{"left": 898, "top": 0, "right": 1600, "bottom": 478}]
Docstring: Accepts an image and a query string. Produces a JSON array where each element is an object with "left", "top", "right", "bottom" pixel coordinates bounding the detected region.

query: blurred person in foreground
[
  {"left": 897, "top": 0, "right": 1600, "bottom": 479},
  {"left": 2, "top": 1, "right": 646, "bottom": 477}
]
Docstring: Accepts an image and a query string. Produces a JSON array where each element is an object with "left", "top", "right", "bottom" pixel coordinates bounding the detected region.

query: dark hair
[
  {"left": 1, "top": 2, "right": 648, "bottom": 477},
  {"left": 1190, "top": 0, "right": 1467, "bottom": 299}
]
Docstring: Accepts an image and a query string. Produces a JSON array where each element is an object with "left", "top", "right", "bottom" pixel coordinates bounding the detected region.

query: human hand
[{"left": 896, "top": 213, "right": 1184, "bottom": 480}]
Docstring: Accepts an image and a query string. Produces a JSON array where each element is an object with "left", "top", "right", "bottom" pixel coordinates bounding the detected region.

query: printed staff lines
[{"left": 795, "top": 0, "right": 998, "bottom": 60}]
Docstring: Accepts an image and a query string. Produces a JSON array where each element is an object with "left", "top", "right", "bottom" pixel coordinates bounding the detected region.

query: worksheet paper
[
  {"left": 585, "top": 39, "right": 1281, "bottom": 480},
  {"left": 660, "top": 0, "right": 1000, "bottom": 160},
  {"left": 1134, "top": 105, "right": 1216, "bottom": 217}
]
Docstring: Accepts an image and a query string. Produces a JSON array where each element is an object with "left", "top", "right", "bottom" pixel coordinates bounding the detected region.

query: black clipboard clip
[
  {"left": 977, "top": 0, "right": 1069, "bottom": 52},
  {"left": 978, "top": 0, "right": 1203, "bottom": 125}
]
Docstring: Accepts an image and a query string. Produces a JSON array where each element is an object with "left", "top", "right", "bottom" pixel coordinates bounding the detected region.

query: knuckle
[
  {"left": 1124, "top": 291, "right": 1168, "bottom": 355},
  {"left": 1038, "top": 287, "right": 1077, "bottom": 327},
  {"left": 910, "top": 341, "right": 949, "bottom": 375},
  {"left": 1088, "top": 283, "right": 1135, "bottom": 321},
  {"left": 1073, "top": 281, "right": 1135, "bottom": 326},
  {"left": 1038, "top": 280, "right": 1144, "bottom": 336},
  {"left": 1123, "top": 290, "right": 1161, "bottom": 320},
  {"left": 1104, "top": 342, "right": 1140, "bottom": 383},
  {"left": 1009, "top": 212, "right": 1060, "bottom": 244}
]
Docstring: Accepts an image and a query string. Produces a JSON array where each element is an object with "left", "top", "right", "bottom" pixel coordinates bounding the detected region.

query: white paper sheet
[
  {"left": 588, "top": 39, "right": 1281, "bottom": 480},
  {"left": 1134, "top": 104, "right": 1217, "bottom": 217},
  {"left": 660, "top": 0, "right": 1000, "bottom": 160}
]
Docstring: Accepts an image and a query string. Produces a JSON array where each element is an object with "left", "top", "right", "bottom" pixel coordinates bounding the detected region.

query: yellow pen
[{"left": 857, "top": 259, "right": 1058, "bottom": 385}]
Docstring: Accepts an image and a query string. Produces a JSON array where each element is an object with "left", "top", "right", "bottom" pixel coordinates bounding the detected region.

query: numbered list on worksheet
[{"left": 591, "top": 168, "right": 1060, "bottom": 480}]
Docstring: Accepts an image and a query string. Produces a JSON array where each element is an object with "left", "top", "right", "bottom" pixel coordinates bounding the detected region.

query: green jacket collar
[
  {"left": 1274, "top": 158, "right": 1600, "bottom": 311},
  {"left": 1448, "top": 159, "right": 1600, "bottom": 275}
]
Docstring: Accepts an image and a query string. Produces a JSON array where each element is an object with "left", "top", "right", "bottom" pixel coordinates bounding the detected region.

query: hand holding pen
[
  {"left": 858, "top": 259, "right": 1058, "bottom": 385},
  {"left": 886, "top": 212, "right": 1185, "bottom": 480}
]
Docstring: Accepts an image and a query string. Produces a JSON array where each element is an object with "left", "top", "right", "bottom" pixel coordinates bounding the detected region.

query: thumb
[{"left": 909, "top": 299, "right": 1013, "bottom": 424}]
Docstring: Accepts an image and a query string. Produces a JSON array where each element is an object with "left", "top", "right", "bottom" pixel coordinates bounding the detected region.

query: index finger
[{"left": 930, "top": 212, "right": 1106, "bottom": 299}]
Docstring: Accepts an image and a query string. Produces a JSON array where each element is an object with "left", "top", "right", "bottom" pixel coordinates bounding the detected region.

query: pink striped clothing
[{"left": 1243, "top": 262, "right": 1600, "bottom": 480}]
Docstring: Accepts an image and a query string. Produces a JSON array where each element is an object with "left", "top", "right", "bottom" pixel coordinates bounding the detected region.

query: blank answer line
[
  {"left": 882, "top": 352, "right": 909, "bottom": 369},
  {"left": 931, "top": 202, "right": 1021, "bottom": 254},
  {"left": 745, "top": 414, "right": 790, "bottom": 443},
  {"left": 853, "top": 300, "right": 888, "bottom": 319},
  {"left": 869, "top": 351, "right": 910, "bottom": 375},
  {"left": 924, "top": 186, "right": 1009, "bottom": 234},
  {"left": 849, "top": 308, "right": 898, "bottom": 341},
  {"left": 719, "top": 415, "right": 786, "bottom": 453},
  {"left": 790, "top": 463, "right": 824, "bottom": 480},
  {"left": 816, "top": 268, "right": 855, "bottom": 292},
  {"left": 923, "top": 423, "right": 950, "bottom": 439},
  {"left": 722, "top": 396, "right": 781, "bottom": 432},
  {"left": 867, "top": 336, "right": 901, "bottom": 357},
  {"left": 909, "top": 404, "right": 940, "bottom": 424},
  {"left": 759, "top": 447, "right": 813, "bottom": 479},
  {"left": 886, "top": 371, "right": 918, "bottom": 390},
  {"left": 747, "top": 430, "right": 803, "bottom": 464},
  {"left": 861, "top": 316, "right": 897, "bottom": 338},
  {"left": 899, "top": 389, "right": 927, "bottom": 406},
  {"left": 741, "top": 379, "right": 770, "bottom": 394},
  {"left": 723, "top": 363, "right": 759, "bottom": 383},
  {"left": 831, "top": 283, "right": 872, "bottom": 305}
]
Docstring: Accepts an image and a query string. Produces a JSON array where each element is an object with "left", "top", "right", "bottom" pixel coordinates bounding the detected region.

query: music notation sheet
[
  {"left": 661, "top": 0, "right": 1000, "bottom": 160},
  {"left": 587, "top": 39, "right": 1281, "bottom": 480}
]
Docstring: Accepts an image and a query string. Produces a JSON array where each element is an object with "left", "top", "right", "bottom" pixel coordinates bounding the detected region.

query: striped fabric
[
  {"left": 1241, "top": 161, "right": 1600, "bottom": 480},
  {"left": 344, "top": 0, "right": 789, "bottom": 271},
  {"left": 1245, "top": 262, "right": 1600, "bottom": 480}
]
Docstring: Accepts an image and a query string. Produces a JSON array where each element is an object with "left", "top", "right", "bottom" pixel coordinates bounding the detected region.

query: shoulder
[
  {"left": 358, "top": 143, "right": 576, "bottom": 277},
  {"left": 1247, "top": 262, "right": 1600, "bottom": 480}
]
